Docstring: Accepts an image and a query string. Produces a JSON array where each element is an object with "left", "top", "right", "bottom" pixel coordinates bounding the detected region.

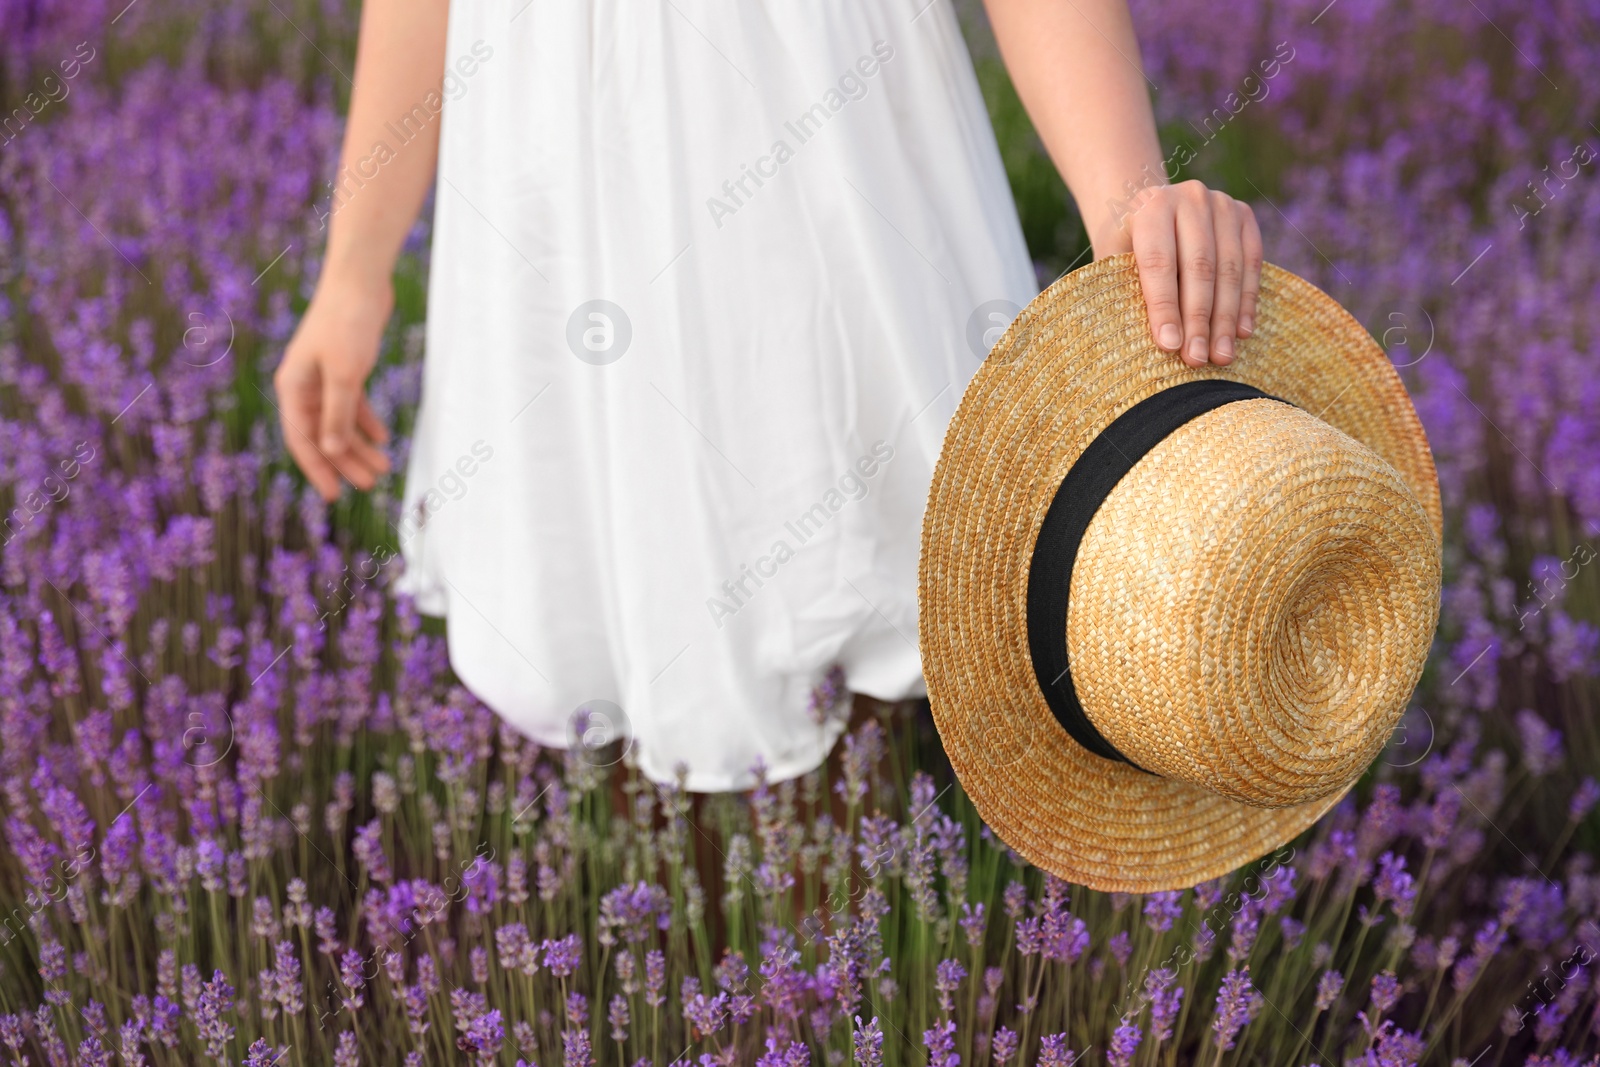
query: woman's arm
[
  {"left": 983, "top": 0, "right": 1262, "bottom": 368},
  {"left": 275, "top": 0, "right": 450, "bottom": 501}
]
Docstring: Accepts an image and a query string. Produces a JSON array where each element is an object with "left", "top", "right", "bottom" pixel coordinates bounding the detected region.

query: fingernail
[
  {"left": 1239, "top": 315, "right": 1254, "bottom": 336},
  {"left": 1214, "top": 335, "right": 1234, "bottom": 361},
  {"left": 1159, "top": 324, "right": 1182, "bottom": 350},
  {"left": 1188, "top": 336, "right": 1208, "bottom": 362}
]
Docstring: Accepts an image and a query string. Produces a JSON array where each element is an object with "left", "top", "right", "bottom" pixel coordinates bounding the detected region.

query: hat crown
[{"left": 1067, "top": 398, "right": 1440, "bottom": 808}]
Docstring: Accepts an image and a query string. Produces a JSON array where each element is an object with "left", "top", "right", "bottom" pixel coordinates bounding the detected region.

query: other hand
[
  {"left": 1112, "top": 179, "right": 1264, "bottom": 368},
  {"left": 273, "top": 274, "right": 393, "bottom": 501}
]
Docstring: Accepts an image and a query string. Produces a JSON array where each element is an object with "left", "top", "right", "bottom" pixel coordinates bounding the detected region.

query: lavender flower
[
  {"left": 714, "top": 949, "right": 749, "bottom": 993},
  {"left": 1516, "top": 709, "right": 1564, "bottom": 776},
  {"left": 118, "top": 1020, "right": 145, "bottom": 1067},
  {"left": 562, "top": 1027, "right": 595, "bottom": 1067},
  {"left": 1570, "top": 777, "right": 1600, "bottom": 823},
  {"left": 1211, "top": 968, "right": 1257, "bottom": 1050},
  {"left": 922, "top": 1019, "right": 958, "bottom": 1067},
  {"left": 992, "top": 1025, "right": 1020, "bottom": 1064},
  {"left": 1374, "top": 852, "right": 1418, "bottom": 920},
  {"left": 607, "top": 995, "right": 629, "bottom": 1043},
  {"left": 470, "top": 946, "right": 490, "bottom": 984},
  {"left": 834, "top": 720, "right": 883, "bottom": 806},
  {"left": 1003, "top": 881, "right": 1028, "bottom": 920},
  {"left": 1107, "top": 1019, "right": 1142, "bottom": 1067},
  {"left": 76, "top": 1034, "right": 113, "bottom": 1067},
  {"left": 615, "top": 950, "right": 639, "bottom": 996},
  {"left": 351, "top": 820, "right": 391, "bottom": 884},
  {"left": 1143, "top": 890, "right": 1183, "bottom": 932},
  {"left": 852, "top": 1015, "right": 884, "bottom": 1067},
  {"left": 194, "top": 970, "right": 236, "bottom": 1059},
  {"left": 542, "top": 934, "right": 583, "bottom": 977},
  {"left": 1109, "top": 930, "right": 1133, "bottom": 969},
  {"left": 1370, "top": 970, "right": 1403, "bottom": 1016},
  {"left": 598, "top": 881, "right": 671, "bottom": 947},
  {"left": 1037, "top": 1032, "right": 1077, "bottom": 1066},
  {"left": 934, "top": 958, "right": 967, "bottom": 1014},
  {"left": 680, "top": 977, "right": 728, "bottom": 1038},
  {"left": 644, "top": 950, "right": 666, "bottom": 1008},
  {"left": 338, "top": 950, "right": 367, "bottom": 1011},
  {"left": 1146, "top": 967, "right": 1184, "bottom": 1042},
  {"left": 461, "top": 1010, "right": 505, "bottom": 1061},
  {"left": 243, "top": 1039, "right": 283, "bottom": 1067},
  {"left": 1315, "top": 970, "right": 1345, "bottom": 1012},
  {"left": 334, "top": 1032, "right": 359, "bottom": 1067},
  {"left": 272, "top": 942, "right": 303, "bottom": 1016},
  {"left": 496, "top": 924, "right": 540, "bottom": 977},
  {"left": 959, "top": 902, "right": 988, "bottom": 946},
  {"left": 1423, "top": 790, "right": 1461, "bottom": 851},
  {"left": 755, "top": 1033, "right": 810, "bottom": 1067}
]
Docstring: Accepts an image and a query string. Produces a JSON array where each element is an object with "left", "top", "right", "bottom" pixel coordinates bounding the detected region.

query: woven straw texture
[{"left": 919, "top": 253, "right": 1442, "bottom": 893}]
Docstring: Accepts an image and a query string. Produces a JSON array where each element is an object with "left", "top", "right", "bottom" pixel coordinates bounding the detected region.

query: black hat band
[{"left": 1025, "top": 378, "right": 1295, "bottom": 772}]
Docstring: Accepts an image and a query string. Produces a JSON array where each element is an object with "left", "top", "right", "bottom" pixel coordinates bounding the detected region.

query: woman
[{"left": 275, "top": 0, "right": 1263, "bottom": 791}]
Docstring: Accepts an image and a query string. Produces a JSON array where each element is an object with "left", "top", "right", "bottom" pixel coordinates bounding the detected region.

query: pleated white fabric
[{"left": 397, "top": 0, "right": 1038, "bottom": 790}]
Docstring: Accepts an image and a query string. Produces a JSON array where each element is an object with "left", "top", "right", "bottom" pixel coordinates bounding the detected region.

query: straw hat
[{"left": 919, "top": 253, "right": 1442, "bottom": 893}]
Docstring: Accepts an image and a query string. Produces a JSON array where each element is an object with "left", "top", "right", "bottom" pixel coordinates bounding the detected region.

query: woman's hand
[
  {"left": 1116, "top": 179, "right": 1264, "bottom": 368},
  {"left": 273, "top": 273, "right": 393, "bottom": 501},
  {"left": 272, "top": 0, "right": 447, "bottom": 499},
  {"left": 979, "top": 1, "right": 1262, "bottom": 366}
]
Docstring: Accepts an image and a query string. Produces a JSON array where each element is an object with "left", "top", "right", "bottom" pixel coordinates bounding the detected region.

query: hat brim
[{"left": 918, "top": 253, "right": 1441, "bottom": 893}]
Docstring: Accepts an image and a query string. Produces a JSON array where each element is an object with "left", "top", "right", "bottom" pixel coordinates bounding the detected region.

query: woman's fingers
[
  {"left": 319, "top": 363, "right": 365, "bottom": 457},
  {"left": 315, "top": 377, "right": 390, "bottom": 492},
  {"left": 1131, "top": 193, "right": 1183, "bottom": 354},
  {"left": 275, "top": 274, "right": 394, "bottom": 499},
  {"left": 274, "top": 347, "right": 390, "bottom": 500},
  {"left": 357, "top": 395, "right": 391, "bottom": 445},
  {"left": 1238, "top": 205, "right": 1264, "bottom": 337},
  {"left": 1208, "top": 193, "right": 1245, "bottom": 365},
  {"left": 1128, "top": 182, "right": 1266, "bottom": 365},
  {"left": 1174, "top": 183, "right": 1217, "bottom": 367},
  {"left": 339, "top": 431, "right": 392, "bottom": 490},
  {"left": 276, "top": 362, "right": 343, "bottom": 501},
  {"left": 306, "top": 310, "right": 392, "bottom": 492}
]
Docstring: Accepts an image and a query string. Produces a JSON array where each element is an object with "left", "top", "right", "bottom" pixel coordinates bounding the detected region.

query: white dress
[{"left": 398, "top": 0, "right": 1038, "bottom": 790}]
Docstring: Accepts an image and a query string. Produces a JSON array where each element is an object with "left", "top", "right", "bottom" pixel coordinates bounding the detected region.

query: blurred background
[{"left": 1, "top": 1, "right": 1597, "bottom": 1065}]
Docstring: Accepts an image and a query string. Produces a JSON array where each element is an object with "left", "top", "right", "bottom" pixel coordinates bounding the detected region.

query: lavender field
[{"left": 1, "top": 0, "right": 1598, "bottom": 1064}]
